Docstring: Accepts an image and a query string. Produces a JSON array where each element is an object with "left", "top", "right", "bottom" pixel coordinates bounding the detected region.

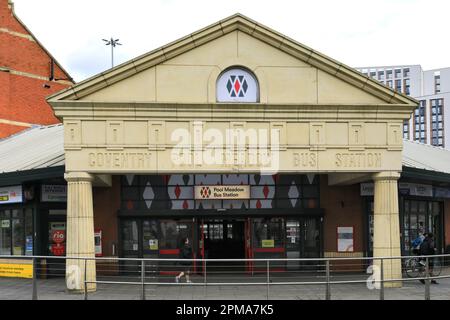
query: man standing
[
  {"left": 419, "top": 233, "right": 438, "bottom": 284},
  {"left": 175, "top": 237, "right": 193, "bottom": 283}
]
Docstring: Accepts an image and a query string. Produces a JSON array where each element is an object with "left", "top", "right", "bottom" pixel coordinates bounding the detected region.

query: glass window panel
[
  {"left": 12, "top": 219, "right": 24, "bottom": 255},
  {"left": 0, "top": 213, "right": 11, "bottom": 255},
  {"left": 253, "top": 218, "right": 284, "bottom": 248},
  {"left": 25, "top": 209, "right": 33, "bottom": 256},
  {"left": 121, "top": 220, "right": 139, "bottom": 251}
]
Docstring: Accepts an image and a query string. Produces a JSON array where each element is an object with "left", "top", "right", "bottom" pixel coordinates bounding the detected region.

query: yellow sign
[
  {"left": 195, "top": 185, "right": 250, "bottom": 200},
  {"left": 262, "top": 240, "right": 275, "bottom": 248},
  {"left": 149, "top": 239, "right": 158, "bottom": 250},
  {"left": 0, "top": 261, "right": 33, "bottom": 279}
]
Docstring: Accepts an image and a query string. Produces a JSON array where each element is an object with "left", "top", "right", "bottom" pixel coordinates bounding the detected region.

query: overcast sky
[{"left": 11, "top": 0, "right": 450, "bottom": 82}]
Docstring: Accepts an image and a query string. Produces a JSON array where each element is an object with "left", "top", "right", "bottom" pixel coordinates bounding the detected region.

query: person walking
[
  {"left": 419, "top": 232, "right": 438, "bottom": 284},
  {"left": 175, "top": 237, "right": 193, "bottom": 283}
]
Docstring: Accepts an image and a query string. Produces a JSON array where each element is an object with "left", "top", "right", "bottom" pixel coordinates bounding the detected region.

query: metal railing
[{"left": 1, "top": 254, "right": 449, "bottom": 300}]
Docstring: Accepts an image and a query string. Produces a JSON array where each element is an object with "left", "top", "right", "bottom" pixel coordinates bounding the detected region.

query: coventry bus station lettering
[
  {"left": 88, "top": 152, "right": 153, "bottom": 169},
  {"left": 335, "top": 152, "right": 382, "bottom": 168}
]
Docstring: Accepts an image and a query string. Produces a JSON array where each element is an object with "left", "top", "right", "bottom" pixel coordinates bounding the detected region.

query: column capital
[
  {"left": 372, "top": 171, "right": 400, "bottom": 182},
  {"left": 64, "top": 171, "right": 94, "bottom": 183}
]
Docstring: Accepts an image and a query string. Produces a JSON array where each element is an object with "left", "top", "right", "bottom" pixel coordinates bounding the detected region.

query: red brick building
[{"left": 0, "top": 0, "right": 73, "bottom": 139}]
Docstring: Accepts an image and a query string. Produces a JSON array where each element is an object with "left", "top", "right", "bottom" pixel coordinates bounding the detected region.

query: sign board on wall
[
  {"left": 0, "top": 260, "right": 33, "bottom": 279},
  {"left": 194, "top": 185, "right": 250, "bottom": 200},
  {"left": 337, "top": 227, "right": 354, "bottom": 252},
  {"left": 41, "top": 185, "right": 67, "bottom": 202},
  {"left": 360, "top": 182, "right": 446, "bottom": 198},
  {"left": 0, "top": 185, "right": 22, "bottom": 204}
]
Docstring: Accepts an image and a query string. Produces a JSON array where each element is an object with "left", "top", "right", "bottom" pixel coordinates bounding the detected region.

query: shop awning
[{"left": 0, "top": 124, "right": 64, "bottom": 185}]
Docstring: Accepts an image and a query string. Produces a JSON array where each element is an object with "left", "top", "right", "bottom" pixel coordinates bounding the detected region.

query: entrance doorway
[{"left": 201, "top": 219, "right": 246, "bottom": 271}]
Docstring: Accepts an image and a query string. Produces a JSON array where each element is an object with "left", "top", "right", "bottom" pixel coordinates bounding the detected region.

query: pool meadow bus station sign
[{"left": 47, "top": 14, "right": 417, "bottom": 291}]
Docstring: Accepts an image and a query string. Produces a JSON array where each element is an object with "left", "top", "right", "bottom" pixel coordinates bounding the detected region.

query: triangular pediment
[{"left": 48, "top": 14, "right": 417, "bottom": 107}]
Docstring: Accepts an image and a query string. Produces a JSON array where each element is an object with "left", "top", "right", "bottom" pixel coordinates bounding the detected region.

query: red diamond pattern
[
  {"left": 263, "top": 185, "right": 269, "bottom": 199},
  {"left": 175, "top": 185, "right": 181, "bottom": 199}
]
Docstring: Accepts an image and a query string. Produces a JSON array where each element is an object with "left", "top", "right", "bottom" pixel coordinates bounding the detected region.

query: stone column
[
  {"left": 373, "top": 171, "right": 402, "bottom": 288},
  {"left": 64, "top": 172, "right": 96, "bottom": 292}
]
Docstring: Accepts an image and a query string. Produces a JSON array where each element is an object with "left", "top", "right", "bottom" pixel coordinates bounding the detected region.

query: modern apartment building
[{"left": 356, "top": 65, "right": 450, "bottom": 149}]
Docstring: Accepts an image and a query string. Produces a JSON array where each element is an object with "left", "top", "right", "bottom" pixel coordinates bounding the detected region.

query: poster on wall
[
  {"left": 0, "top": 185, "right": 23, "bottom": 204},
  {"left": 49, "top": 222, "right": 66, "bottom": 256},
  {"left": 337, "top": 227, "right": 354, "bottom": 252}
]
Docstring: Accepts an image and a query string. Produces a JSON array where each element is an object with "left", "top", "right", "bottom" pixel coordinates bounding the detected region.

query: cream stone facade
[{"left": 48, "top": 14, "right": 417, "bottom": 290}]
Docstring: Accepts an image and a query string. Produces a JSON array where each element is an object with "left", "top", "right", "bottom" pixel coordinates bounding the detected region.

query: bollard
[
  {"left": 379, "top": 259, "right": 384, "bottom": 300},
  {"left": 32, "top": 257, "right": 37, "bottom": 300},
  {"left": 425, "top": 257, "right": 430, "bottom": 300},
  {"left": 204, "top": 260, "right": 207, "bottom": 298},
  {"left": 141, "top": 260, "right": 146, "bottom": 300},
  {"left": 84, "top": 259, "right": 88, "bottom": 300},
  {"left": 266, "top": 261, "right": 270, "bottom": 300},
  {"left": 326, "top": 260, "right": 331, "bottom": 300}
]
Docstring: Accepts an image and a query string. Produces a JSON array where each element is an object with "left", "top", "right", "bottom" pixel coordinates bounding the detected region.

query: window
[
  {"left": 404, "top": 68, "right": 410, "bottom": 78},
  {"left": 413, "top": 100, "right": 427, "bottom": 144},
  {"left": 430, "top": 98, "right": 444, "bottom": 147},
  {"left": 386, "top": 70, "right": 393, "bottom": 80},
  {"left": 217, "top": 67, "right": 259, "bottom": 102},
  {"left": 378, "top": 71, "right": 385, "bottom": 81},
  {"left": 395, "top": 79, "right": 402, "bottom": 92},
  {"left": 404, "top": 78, "right": 410, "bottom": 95},
  {"left": 435, "top": 75, "right": 441, "bottom": 94},
  {"left": 386, "top": 80, "right": 393, "bottom": 88},
  {"left": 0, "top": 208, "right": 33, "bottom": 256},
  {"left": 403, "top": 120, "right": 410, "bottom": 139},
  {"left": 395, "top": 69, "right": 402, "bottom": 78}
]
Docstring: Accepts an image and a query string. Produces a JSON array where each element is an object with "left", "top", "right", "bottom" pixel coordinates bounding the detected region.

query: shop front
[
  {"left": 48, "top": 14, "right": 417, "bottom": 290},
  {"left": 117, "top": 174, "right": 322, "bottom": 273}
]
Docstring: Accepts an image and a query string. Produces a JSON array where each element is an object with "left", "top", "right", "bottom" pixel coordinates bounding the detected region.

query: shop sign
[
  {"left": 360, "top": 183, "right": 374, "bottom": 196},
  {"left": 194, "top": 185, "right": 250, "bottom": 200},
  {"left": 361, "top": 182, "right": 435, "bottom": 198},
  {"left": 1, "top": 220, "right": 10, "bottom": 228},
  {"left": 399, "top": 183, "right": 433, "bottom": 197},
  {"left": 434, "top": 187, "right": 450, "bottom": 199},
  {"left": 41, "top": 185, "right": 67, "bottom": 202},
  {"left": 52, "top": 230, "right": 65, "bottom": 244},
  {"left": 262, "top": 240, "right": 275, "bottom": 248},
  {"left": 0, "top": 260, "right": 33, "bottom": 279},
  {"left": 0, "top": 185, "right": 23, "bottom": 204},
  {"left": 337, "top": 227, "right": 354, "bottom": 252}
]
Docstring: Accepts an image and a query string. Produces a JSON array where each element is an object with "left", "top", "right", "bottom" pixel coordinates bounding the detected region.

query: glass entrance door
[
  {"left": 120, "top": 219, "right": 140, "bottom": 275},
  {"left": 120, "top": 218, "right": 196, "bottom": 275},
  {"left": 201, "top": 219, "right": 246, "bottom": 271},
  {"left": 286, "top": 217, "right": 322, "bottom": 270}
]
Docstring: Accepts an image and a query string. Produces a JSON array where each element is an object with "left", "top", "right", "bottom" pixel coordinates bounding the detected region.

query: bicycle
[{"left": 405, "top": 255, "right": 442, "bottom": 278}]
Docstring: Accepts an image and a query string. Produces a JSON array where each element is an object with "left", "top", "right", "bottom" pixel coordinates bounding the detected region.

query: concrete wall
[
  {"left": 320, "top": 175, "right": 365, "bottom": 256},
  {"left": 93, "top": 175, "right": 121, "bottom": 257}
]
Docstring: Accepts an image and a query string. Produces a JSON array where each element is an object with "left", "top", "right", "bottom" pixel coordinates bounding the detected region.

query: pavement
[{"left": 1, "top": 273, "right": 450, "bottom": 300}]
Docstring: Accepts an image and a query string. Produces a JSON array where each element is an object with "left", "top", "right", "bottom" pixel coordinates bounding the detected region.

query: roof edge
[{"left": 47, "top": 13, "right": 417, "bottom": 106}]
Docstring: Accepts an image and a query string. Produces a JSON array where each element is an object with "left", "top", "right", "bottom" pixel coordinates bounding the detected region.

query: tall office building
[{"left": 356, "top": 65, "right": 450, "bottom": 149}]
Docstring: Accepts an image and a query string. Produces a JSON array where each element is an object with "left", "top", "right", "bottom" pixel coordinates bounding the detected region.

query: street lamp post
[{"left": 103, "top": 38, "right": 122, "bottom": 68}]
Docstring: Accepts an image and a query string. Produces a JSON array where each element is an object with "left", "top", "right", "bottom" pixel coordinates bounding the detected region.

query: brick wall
[{"left": 0, "top": 0, "right": 72, "bottom": 139}]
